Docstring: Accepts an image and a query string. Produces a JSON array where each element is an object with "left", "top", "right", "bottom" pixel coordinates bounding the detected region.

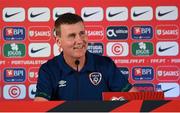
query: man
[{"left": 34, "top": 13, "right": 138, "bottom": 101}]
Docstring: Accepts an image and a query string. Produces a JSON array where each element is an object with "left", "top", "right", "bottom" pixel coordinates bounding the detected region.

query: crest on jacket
[{"left": 89, "top": 72, "right": 102, "bottom": 85}]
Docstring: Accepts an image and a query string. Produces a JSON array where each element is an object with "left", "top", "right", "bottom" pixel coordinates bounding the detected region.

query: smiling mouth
[{"left": 73, "top": 45, "right": 84, "bottom": 49}]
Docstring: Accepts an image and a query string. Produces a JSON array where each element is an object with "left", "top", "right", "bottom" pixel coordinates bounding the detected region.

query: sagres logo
[
  {"left": 85, "top": 26, "right": 104, "bottom": 41},
  {"left": 106, "top": 7, "right": 128, "bottom": 21},
  {"left": 132, "top": 26, "right": 153, "bottom": 39},
  {"left": 156, "top": 6, "right": 178, "bottom": 20},
  {"left": 28, "top": 43, "right": 51, "bottom": 57},
  {"left": 131, "top": 6, "right": 153, "bottom": 21},
  {"left": 3, "top": 43, "right": 25, "bottom": 57},
  {"left": 88, "top": 42, "right": 103, "bottom": 56},
  {"left": 118, "top": 67, "right": 129, "bottom": 78},
  {"left": 132, "top": 42, "right": 153, "bottom": 56},
  {"left": 28, "top": 7, "right": 50, "bottom": 22},
  {"left": 106, "top": 42, "right": 128, "bottom": 56},
  {"left": 132, "top": 67, "right": 154, "bottom": 81},
  {"left": 156, "top": 41, "right": 179, "bottom": 56},
  {"left": 28, "top": 67, "right": 39, "bottom": 83},
  {"left": 29, "top": 84, "right": 36, "bottom": 99},
  {"left": 134, "top": 83, "right": 154, "bottom": 92},
  {"left": 156, "top": 83, "right": 180, "bottom": 97},
  {"left": 3, "top": 7, "right": 25, "bottom": 22},
  {"left": 156, "top": 25, "right": 179, "bottom": 40},
  {"left": 81, "top": 7, "right": 103, "bottom": 21},
  {"left": 4, "top": 68, "right": 25, "bottom": 82},
  {"left": 28, "top": 26, "right": 51, "bottom": 41},
  {"left": 107, "top": 26, "right": 128, "bottom": 40},
  {"left": 3, "top": 27, "right": 25, "bottom": 41},
  {"left": 3, "top": 84, "right": 26, "bottom": 99},
  {"left": 53, "top": 7, "right": 75, "bottom": 20},
  {"left": 156, "top": 66, "right": 180, "bottom": 81}
]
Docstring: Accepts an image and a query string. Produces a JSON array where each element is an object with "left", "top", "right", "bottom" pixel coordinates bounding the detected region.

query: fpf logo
[
  {"left": 28, "top": 67, "right": 39, "bottom": 83},
  {"left": 156, "top": 25, "right": 179, "bottom": 40},
  {"left": 4, "top": 68, "right": 26, "bottom": 82},
  {"left": 132, "top": 67, "right": 154, "bottom": 81},
  {"left": 132, "top": 26, "right": 153, "bottom": 39},
  {"left": 3, "top": 84, "right": 26, "bottom": 99},
  {"left": 85, "top": 26, "right": 104, "bottom": 41},
  {"left": 88, "top": 42, "right": 104, "bottom": 56},
  {"left": 106, "top": 42, "right": 128, "bottom": 56},
  {"left": 3, "top": 27, "right": 25, "bottom": 41},
  {"left": 28, "top": 26, "right": 51, "bottom": 41},
  {"left": 156, "top": 66, "right": 180, "bottom": 81}
]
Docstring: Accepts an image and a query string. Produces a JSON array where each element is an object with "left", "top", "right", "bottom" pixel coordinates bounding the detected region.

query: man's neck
[{"left": 63, "top": 55, "right": 85, "bottom": 72}]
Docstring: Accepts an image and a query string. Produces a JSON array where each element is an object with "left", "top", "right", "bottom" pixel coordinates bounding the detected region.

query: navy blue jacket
[{"left": 35, "top": 51, "right": 132, "bottom": 100}]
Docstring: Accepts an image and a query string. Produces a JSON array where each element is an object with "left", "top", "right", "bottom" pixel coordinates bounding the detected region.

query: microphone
[{"left": 75, "top": 60, "right": 80, "bottom": 72}]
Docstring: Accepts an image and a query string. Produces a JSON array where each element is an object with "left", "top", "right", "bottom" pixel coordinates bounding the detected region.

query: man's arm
[
  {"left": 34, "top": 97, "right": 48, "bottom": 101},
  {"left": 128, "top": 87, "right": 139, "bottom": 92}
]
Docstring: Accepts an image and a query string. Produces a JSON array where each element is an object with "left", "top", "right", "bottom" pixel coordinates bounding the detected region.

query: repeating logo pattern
[{"left": 0, "top": 3, "right": 179, "bottom": 100}]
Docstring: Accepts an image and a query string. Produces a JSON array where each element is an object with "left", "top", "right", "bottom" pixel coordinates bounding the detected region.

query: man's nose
[{"left": 75, "top": 35, "right": 83, "bottom": 42}]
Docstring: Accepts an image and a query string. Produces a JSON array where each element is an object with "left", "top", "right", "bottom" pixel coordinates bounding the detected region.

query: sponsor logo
[
  {"left": 4, "top": 68, "right": 26, "bottom": 82},
  {"left": 133, "top": 83, "right": 154, "bottom": 92},
  {"left": 30, "top": 12, "right": 46, "bottom": 18},
  {"left": 3, "top": 7, "right": 25, "bottom": 22},
  {"left": 156, "top": 41, "right": 178, "bottom": 56},
  {"left": 53, "top": 7, "right": 75, "bottom": 20},
  {"left": 106, "top": 7, "right": 128, "bottom": 21},
  {"left": 28, "top": 26, "right": 51, "bottom": 41},
  {"left": 107, "top": 26, "right": 128, "bottom": 40},
  {"left": 3, "top": 27, "right": 25, "bottom": 41},
  {"left": 111, "top": 96, "right": 126, "bottom": 101},
  {"left": 156, "top": 66, "right": 180, "bottom": 81},
  {"left": 29, "top": 84, "right": 36, "bottom": 99},
  {"left": 118, "top": 67, "right": 129, "bottom": 78},
  {"left": 89, "top": 72, "right": 102, "bottom": 85},
  {"left": 28, "top": 67, "right": 39, "bottom": 83},
  {"left": 28, "top": 43, "right": 51, "bottom": 57},
  {"left": 132, "top": 67, "right": 154, "bottom": 80},
  {"left": 3, "top": 84, "right": 26, "bottom": 99},
  {"left": 3, "top": 43, "right": 26, "bottom": 58},
  {"left": 59, "top": 80, "right": 67, "bottom": 87},
  {"left": 132, "top": 26, "right": 153, "bottom": 39},
  {"left": 156, "top": 25, "right": 179, "bottom": 40},
  {"left": 132, "top": 42, "right": 153, "bottom": 56},
  {"left": 106, "top": 42, "right": 129, "bottom": 56},
  {"left": 156, "top": 83, "right": 180, "bottom": 97},
  {"left": 88, "top": 42, "right": 103, "bottom": 56},
  {"left": 28, "top": 7, "right": 50, "bottom": 22},
  {"left": 131, "top": 7, "right": 153, "bottom": 21},
  {"left": 85, "top": 26, "right": 104, "bottom": 41},
  {"left": 156, "top": 6, "right": 178, "bottom": 20},
  {"left": 81, "top": 7, "right": 103, "bottom": 21}
]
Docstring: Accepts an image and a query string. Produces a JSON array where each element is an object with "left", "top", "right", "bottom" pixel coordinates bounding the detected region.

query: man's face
[{"left": 57, "top": 22, "right": 88, "bottom": 59}]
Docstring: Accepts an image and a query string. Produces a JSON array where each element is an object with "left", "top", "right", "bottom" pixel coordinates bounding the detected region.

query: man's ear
[{"left": 55, "top": 37, "right": 61, "bottom": 47}]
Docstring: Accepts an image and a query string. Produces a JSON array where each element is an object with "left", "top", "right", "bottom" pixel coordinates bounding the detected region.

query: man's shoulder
[
  {"left": 89, "top": 52, "right": 113, "bottom": 64},
  {"left": 41, "top": 55, "right": 60, "bottom": 69}
]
